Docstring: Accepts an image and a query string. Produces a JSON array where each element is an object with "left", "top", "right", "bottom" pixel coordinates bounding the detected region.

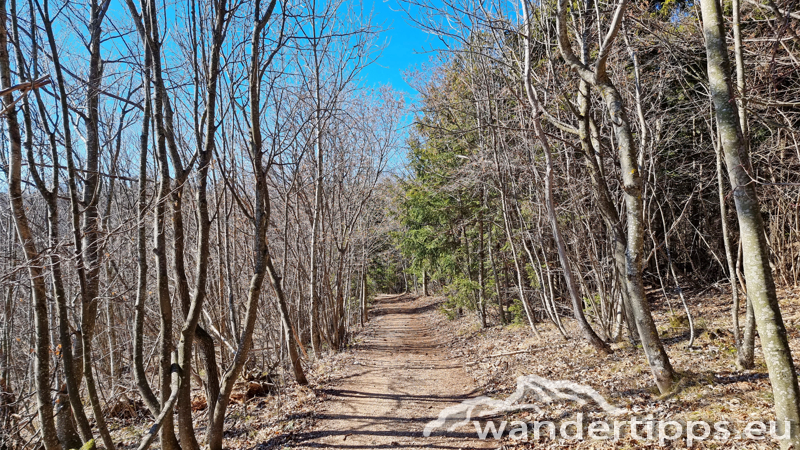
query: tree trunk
[
  {"left": 333, "top": 247, "right": 347, "bottom": 349},
  {"left": 266, "top": 258, "right": 308, "bottom": 386},
  {"left": 477, "top": 194, "right": 487, "bottom": 328},
  {"left": 494, "top": 165, "right": 540, "bottom": 337},
  {"left": 0, "top": 3, "right": 60, "bottom": 446},
  {"left": 206, "top": 4, "right": 287, "bottom": 447},
  {"left": 175, "top": 1, "right": 228, "bottom": 446},
  {"left": 576, "top": 79, "right": 638, "bottom": 344},
  {"left": 18, "top": 1, "right": 93, "bottom": 442},
  {"left": 77, "top": 4, "right": 115, "bottom": 447},
  {"left": 717, "top": 140, "right": 754, "bottom": 368},
  {"left": 423, "top": 270, "right": 429, "bottom": 296},
  {"left": 521, "top": 1, "right": 611, "bottom": 354},
  {"left": 701, "top": 0, "right": 800, "bottom": 444},
  {"left": 309, "top": 20, "right": 325, "bottom": 356},
  {"left": 487, "top": 224, "right": 507, "bottom": 325},
  {"left": 729, "top": 0, "right": 757, "bottom": 370},
  {"left": 554, "top": 0, "right": 675, "bottom": 392},
  {"left": 596, "top": 79, "right": 675, "bottom": 392},
  {"left": 148, "top": 17, "right": 180, "bottom": 449},
  {"left": 361, "top": 264, "right": 368, "bottom": 324},
  {"left": 131, "top": 42, "right": 161, "bottom": 418}
]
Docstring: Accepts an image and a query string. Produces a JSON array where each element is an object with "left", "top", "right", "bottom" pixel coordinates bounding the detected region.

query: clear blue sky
[
  {"left": 361, "top": 0, "right": 438, "bottom": 102},
  {"left": 359, "top": 0, "right": 444, "bottom": 172}
]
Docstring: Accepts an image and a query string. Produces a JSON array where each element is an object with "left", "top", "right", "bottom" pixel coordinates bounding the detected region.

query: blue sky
[
  {"left": 358, "top": 0, "right": 443, "bottom": 172},
  {"left": 361, "top": 0, "right": 437, "bottom": 103}
]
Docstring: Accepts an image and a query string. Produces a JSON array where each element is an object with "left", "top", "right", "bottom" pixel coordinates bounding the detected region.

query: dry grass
[{"left": 432, "top": 284, "right": 800, "bottom": 448}]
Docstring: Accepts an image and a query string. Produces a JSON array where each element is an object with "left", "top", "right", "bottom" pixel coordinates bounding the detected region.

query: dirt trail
[{"left": 298, "top": 294, "right": 497, "bottom": 449}]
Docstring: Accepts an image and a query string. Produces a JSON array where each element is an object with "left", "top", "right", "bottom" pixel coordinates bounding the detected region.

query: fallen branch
[{"left": 465, "top": 343, "right": 574, "bottom": 365}]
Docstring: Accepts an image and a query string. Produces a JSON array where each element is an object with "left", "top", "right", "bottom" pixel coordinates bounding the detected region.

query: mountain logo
[{"left": 423, "top": 374, "right": 627, "bottom": 437}]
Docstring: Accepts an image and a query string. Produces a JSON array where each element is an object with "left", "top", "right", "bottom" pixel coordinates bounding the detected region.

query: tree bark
[
  {"left": 729, "top": 0, "right": 757, "bottom": 370},
  {"left": 175, "top": 0, "right": 228, "bottom": 446},
  {"left": 422, "top": 270, "right": 429, "bottom": 296},
  {"left": 555, "top": 0, "right": 675, "bottom": 392},
  {"left": 700, "top": 0, "right": 800, "bottom": 444},
  {"left": 491, "top": 146, "right": 541, "bottom": 337},
  {"left": 477, "top": 193, "right": 487, "bottom": 328},
  {"left": 206, "top": 3, "right": 284, "bottom": 447},
  {"left": 18, "top": 1, "right": 93, "bottom": 444},
  {"left": 521, "top": 0, "right": 611, "bottom": 355},
  {"left": 487, "top": 224, "right": 507, "bottom": 325},
  {"left": 309, "top": 14, "right": 325, "bottom": 356},
  {"left": 132, "top": 41, "right": 161, "bottom": 418},
  {"left": 266, "top": 258, "right": 308, "bottom": 386},
  {"left": 78, "top": 3, "right": 115, "bottom": 447},
  {"left": 0, "top": 2, "right": 60, "bottom": 447}
]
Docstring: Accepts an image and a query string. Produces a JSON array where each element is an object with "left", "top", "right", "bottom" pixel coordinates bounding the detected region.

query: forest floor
[{"left": 112, "top": 287, "right": 800, "bottom": 449}]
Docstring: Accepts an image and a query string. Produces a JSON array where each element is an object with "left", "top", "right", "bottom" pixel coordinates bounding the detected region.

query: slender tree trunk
[
  {"left": 266, "top": 258, "right": 308, "bottom": 386},
  {"left": 530, "top": 240, "right": 568, "bottom": 337},
  {"left": 477, "top": 194, "right": 487, "bottom": 328},
  {"left": 209, "top": 41, "right": 274, "bottom": 439},
  {"left": 740, "top": 296, "right": 757, "bottom": 368},
  {"left": 48, "top": 184, "right": 92, "bottom": 448},
  {"left": 701, "top": 0, "right": 800, "bottom": 444},
  {"left": 136, "top": 351, "right": 180, "bottom": 450},
  {"left": 77, "top": 4, "right": 115, "bottom": 447},
  {"left": 576, "top": 79, "right": 638, "bottom": 344},
  {"left": 521, "top": 1, "right": 611, "bottom": 354},
  {"left": 333, "top": 247, "right": 348, "bottom": 349},
  {"left": 555, "top": 0, "right": 675, "bottom": 392},
  {"left": 276, "top": 185, "right": 307, "bottom": 385},
  {"left": 149, "top": 17, "right": 181, "bottom": 448},
  {"left": 40, "top": 0, "right": 115, "bottom": 444},
  {"left": 0, "top": 3, "right": 60, "bottom": 447},
  {"left": 206, "top": 4, "right": 284, "bottom": 447},
  {"left": 132, "top": 44, "right": 161, "bottom": 418},
  {"left": 18, "top": 1, "right": 93, "bottom": 442},
  {"left": 309, "top": 20, "right": 325, "bottom": 356},
  {"left": 657, "top": 202, "right": 696, "bottom": 348},
  {"left": 487, "top": 224, "right": 507, "bottom": 325},
  {"left": 208, "top": 252, "right": 267, "bottom": 450},
  {"left": 422, "top": 270, "right": 429, "bottom": 296},
  {"left": 596, "top": 79, "right": 675, "bottom": 392},
  {"left": 176, "top": 1, "right": 228, "bottom": 446},
  {"left": 361, "top": 262, "right": 368, "bottom": 324},
  {"left": 729, "top": 0, "right": 757, "bottom": 370},
  {"left": 494, "top": 165, "right": 540, "bottom": 337},
  {"left": 226, "top": 200, "right": 240, "bottom": 343},
  {"left": 717, "top": 139, "right": 754, "bottom": 368},
  {"left": 735, "top": 238, "right": 757, "bottom": 366},
  {"left": 146, "top": 11, "right": 180, "bottom": 445}
]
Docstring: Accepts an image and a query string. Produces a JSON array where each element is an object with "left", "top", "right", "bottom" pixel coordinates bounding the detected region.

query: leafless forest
[{"left": 0, "top": 0, "right": 799, "bottom": 448}]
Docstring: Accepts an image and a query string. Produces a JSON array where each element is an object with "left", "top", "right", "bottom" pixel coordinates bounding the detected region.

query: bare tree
[
  {"left": 0, "top": 1, "right": 60, "bottom": 446},
  {"left": 553, "top": 0, "right": 676, "bottom": 393},
  {"left": 700, "top": 0, "right": 800, "bottom": 444}
]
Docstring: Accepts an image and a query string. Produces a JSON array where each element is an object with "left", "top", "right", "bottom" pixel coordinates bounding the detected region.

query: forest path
[{"left": 298, "top": 294, "right": 497, "bottom": 449}]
